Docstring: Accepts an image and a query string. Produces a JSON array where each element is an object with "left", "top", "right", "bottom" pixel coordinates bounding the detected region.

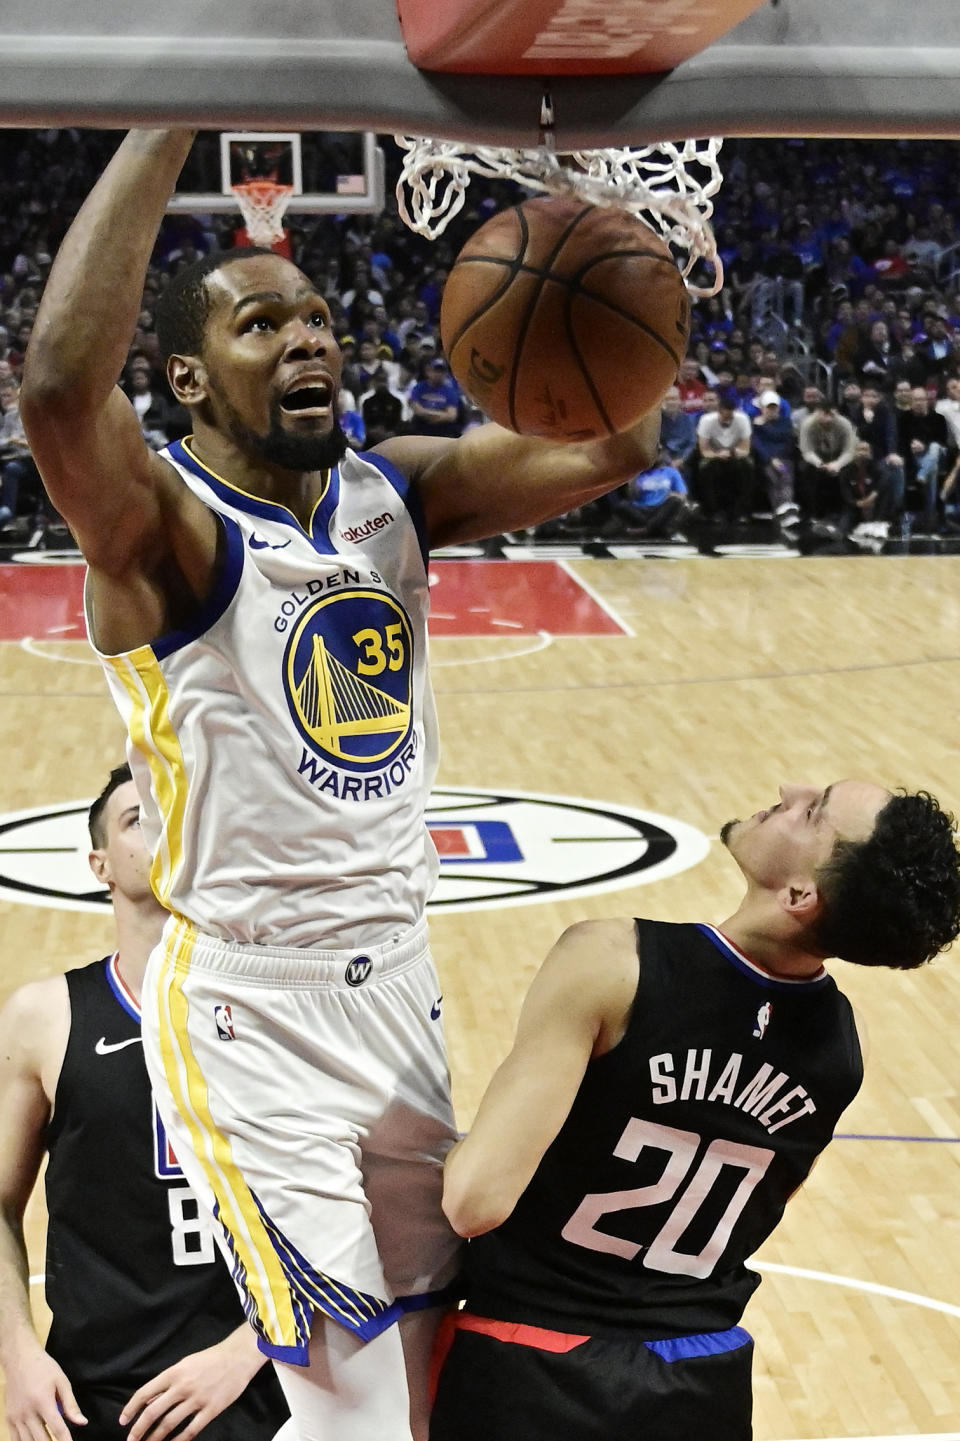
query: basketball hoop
[
  {"left": 230, "top": 179, "right": 294, "bottom": 247},
  {"left": 395, "top": 135, "right": 725, "bottom": 297}
]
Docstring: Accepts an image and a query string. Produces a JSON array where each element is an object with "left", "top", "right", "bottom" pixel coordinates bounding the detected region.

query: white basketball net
[
  {"left": 395, "top": 136, "right": 724, "bottom": 297},
  {"left": 231, "top": 181, "right": 294, "bottom": 247}
]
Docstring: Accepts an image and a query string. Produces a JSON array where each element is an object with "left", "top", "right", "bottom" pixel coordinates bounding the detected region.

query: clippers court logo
[
  {"left": 0, "top": 788, "right": 710, "bottom": 916},
  {"left": 284, "top": 589, "right": 414, "bottom": 771}
]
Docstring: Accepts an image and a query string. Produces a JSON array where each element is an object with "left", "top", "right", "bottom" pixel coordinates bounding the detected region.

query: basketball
[{"left": 440, "top": 196, "right": 691, "bottom": 441}]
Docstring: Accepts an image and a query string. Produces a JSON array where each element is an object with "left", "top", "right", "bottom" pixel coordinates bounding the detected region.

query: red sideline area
[
  {"left": 395, "top": 0, "right": 767, "bottom": 74},
  {"left": 0, "top": 560, "right": 623, "bottom": 641}
]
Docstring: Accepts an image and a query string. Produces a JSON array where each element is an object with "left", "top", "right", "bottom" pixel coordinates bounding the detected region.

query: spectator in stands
[
  {"left": 725, "top": 238, "right": 763, "bottom": 319},
  {"left": 336, "top": 388, "right": 365, "bottom": 449},
  {"left": 798, "top": 399, "right": 858, "bottom": 521},
  {"left": 340, "top": 262, "right": 384, "bottom": 315},
  {"left": 675, "top": 356, "right": 707, "bottom": 414},
  {"left": 601, "top": 449, "right": 695, "bottom": 541},
  {"left": 792, "top": 385, "right": 825, "bottom": 435},
  {"left": 854, "top": 319, "right": 899, "bottom": 385},
  {"left": 744, "top": 374, "right": 790, "bottom": 422},
  {"left": 360, "top": 366, "right": 407, "bottom": 447},
  {"left": 848, "top": 383, "right": 906, "bottom": 523},
  {"left": 0, "top": 375, "right": 33, "bottom": 528},
  {"left": 658, "top": 386, "right": 698, "bottom": 471},
  {"left": 935, "top": 375, "right": 960, "bottom": 449},
  {"left": 346, "top": 338, "right": 389, "bottom": 397},
  {"left": 694, "top": 394, "right": 753, "bottom": 526},
  {"left": 897, "top": 386, "right": 949, "bottom": 532},
  {"left": 408, "top": 357, "right": 463, "bottom": 439},
  {"left": 872, "top": 238, "right": 911, "bottom": 289},
  {"left": 840, "top": 439, "right": 887, "bottom": 533},
  {"left": 763, "top": 237, "right": 806, "bottom": 325},
  {"left": 123, "top": 357, "right": 175, "bottom": 451},
  {"left": 917, "top": 312, "right": 955, "bottom": 383},
  {"left": 750, "top": 390, "right": 801, "bottom": 545}
]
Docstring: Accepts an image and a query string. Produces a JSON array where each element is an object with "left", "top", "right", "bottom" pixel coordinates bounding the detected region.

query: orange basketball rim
[{"left": 396, "top": 0, "right": 768, "bottom": 76}]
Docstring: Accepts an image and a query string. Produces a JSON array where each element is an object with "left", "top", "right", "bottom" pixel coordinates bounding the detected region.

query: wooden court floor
[{"left": 1, "top": 553, "right": 959, "bottom": 1440}]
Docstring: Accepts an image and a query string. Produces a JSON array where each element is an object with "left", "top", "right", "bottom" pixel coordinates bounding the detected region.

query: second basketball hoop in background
[{"left": 440, "top": 197, "right": 691, "bottom": 440}]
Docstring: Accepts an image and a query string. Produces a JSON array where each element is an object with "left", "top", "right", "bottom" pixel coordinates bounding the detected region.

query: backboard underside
[{"left": 0, "top": 1, "right": 958, "bottom": 145}]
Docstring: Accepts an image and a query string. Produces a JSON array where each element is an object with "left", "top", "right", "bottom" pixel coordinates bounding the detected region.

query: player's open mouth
[{"left": 280, "top": 379, "right": 334, "bottom": 416}]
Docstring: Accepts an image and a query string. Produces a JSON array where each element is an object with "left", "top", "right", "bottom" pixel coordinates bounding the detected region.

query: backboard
[
  {"left": 0, "top": 1, "right": 957, "bottom": 145},
  {"left": 166, "top": 131, "right": 385, "bottom": 216}
]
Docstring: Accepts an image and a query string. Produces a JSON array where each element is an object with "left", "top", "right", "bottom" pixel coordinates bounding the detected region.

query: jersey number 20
[{"left": 562, "top": 1118, "right": 773, "bottom": 1279}]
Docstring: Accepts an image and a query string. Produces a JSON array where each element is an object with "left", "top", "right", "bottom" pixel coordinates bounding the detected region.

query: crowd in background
[{"left": 1, "top": 129, "right": 960, "bottom": 551}]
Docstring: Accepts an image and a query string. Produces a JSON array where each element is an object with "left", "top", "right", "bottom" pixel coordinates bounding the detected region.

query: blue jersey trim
[
  {"left": 168, "top": 438, "right": 339, "bottom": 555},
  {"left": 644, "top": 1325, "right": 753, "bottom": 1362},
  {"left": 361, "top": 449, "right": 430, "bottom": 574},
  {"left": 311, "top": 463, "right": 342, "bottom": 550},
  {"left": 151, "top": 514, "right": 246, "bottom": 662},
  {"left": 696, "top": 924, "right": 830, "bottom": 992},
  {"left": 102, "top": 954, "right": 140, "bottom": 1022},
  {"left": 257, "top": 1337, "right": 310, "bottom": 1366}
]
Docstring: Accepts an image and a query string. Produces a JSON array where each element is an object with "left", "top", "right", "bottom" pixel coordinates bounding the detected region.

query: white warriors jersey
[{"left": 88, "top": 440, "right": 440, "bottom": 948}]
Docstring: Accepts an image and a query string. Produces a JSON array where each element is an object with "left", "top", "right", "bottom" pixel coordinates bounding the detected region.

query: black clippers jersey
[
  {"left": 465, "top": 920, "right": 864, "bottom": 1339},
  {"left": 44, "top": 956, "right": 286, "bottom": 1426}
]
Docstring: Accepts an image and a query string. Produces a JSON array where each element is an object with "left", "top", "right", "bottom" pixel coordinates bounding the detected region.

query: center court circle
[{"left": 0, "top": 788, "right": 710, "bottom": 916}]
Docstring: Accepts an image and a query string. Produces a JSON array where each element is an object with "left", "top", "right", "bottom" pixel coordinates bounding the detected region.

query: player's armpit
[{"left": 442, "top": 919, "right": 639, "bottom": 1237}]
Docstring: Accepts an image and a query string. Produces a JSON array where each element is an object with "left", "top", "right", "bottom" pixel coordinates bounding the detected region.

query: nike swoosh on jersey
[
  {"left": 95, "top": 1035, "right": 143, "bottom": 1055},
  {"left": 430, "top": 997, "right": 443, "bottom": 1020},
  {"left": 249, "top": 535, "right": 292, "bottom": 551}
]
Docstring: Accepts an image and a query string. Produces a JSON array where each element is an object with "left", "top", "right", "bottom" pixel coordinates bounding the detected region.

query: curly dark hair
[
  {"left": 812, "top": 791, "right": 960, "bottom": 970},
  {"left": 154, "top": 246, "right": 273, "bottom": 363},
  {"left": 88, "top": 763, "right": 133, "bottom": 848}
]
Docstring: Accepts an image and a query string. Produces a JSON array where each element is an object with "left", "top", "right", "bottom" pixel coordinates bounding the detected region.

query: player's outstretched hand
[
  {"left": 120, "top": 1327, "right": 264, "bottom": 1441},
  {"left": 5, "top": 1347, "right": 87, "bottom": 1441}
]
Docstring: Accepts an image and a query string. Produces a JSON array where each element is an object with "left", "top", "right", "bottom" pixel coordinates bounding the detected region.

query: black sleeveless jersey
[
  {"left": 464, "top": 919, "right": 863, "bottom": 1339},
  {"left": 44, "top": 955, "right": 288, "bottom": 1428}
]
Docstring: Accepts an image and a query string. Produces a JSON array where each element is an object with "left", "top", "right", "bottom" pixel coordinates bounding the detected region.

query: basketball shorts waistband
[
  {"left": 161, "top": 913, "right": 431, "bottom": 987},
  {"left": 452, "top": 1312, "right": 752, "bottom": 1361}
]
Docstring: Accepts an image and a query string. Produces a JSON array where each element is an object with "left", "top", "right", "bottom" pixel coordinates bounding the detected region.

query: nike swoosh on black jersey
[{"left": 94, "top": 1035, "right": 143, "bottom": 1055}]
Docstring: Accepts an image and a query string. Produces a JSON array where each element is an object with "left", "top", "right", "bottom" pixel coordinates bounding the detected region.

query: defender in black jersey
[
  {"left": 0, "top": 767, "right": 288, "bottom": 1441},
  {"left": 431, "top": 781, "right": 960, "bottom": 1441}
]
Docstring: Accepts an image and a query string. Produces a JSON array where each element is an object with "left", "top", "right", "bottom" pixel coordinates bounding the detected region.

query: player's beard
[
  {"left": 215, "top": 388, "right": 349, "bottom": 472},
  {"left": 719, "top": 819, "right": 738, "bottom": 847}
]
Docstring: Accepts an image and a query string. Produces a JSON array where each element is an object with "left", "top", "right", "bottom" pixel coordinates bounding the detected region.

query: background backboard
[{"left": 166, "top": 130, "right": 385, "bottom": 216}]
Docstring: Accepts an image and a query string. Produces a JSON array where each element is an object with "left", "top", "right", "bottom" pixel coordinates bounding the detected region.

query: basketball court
[
  {"left": 0, "top": 1, "right": 959, "bottom": 1438},
  {"left": 1, "top": 551, "right": 959, "bottom": 1441}
]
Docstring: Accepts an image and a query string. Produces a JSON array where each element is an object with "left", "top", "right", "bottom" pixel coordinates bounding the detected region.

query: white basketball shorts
[{"left": 140, "top": 912, "right": 462, "bottom": 1365}]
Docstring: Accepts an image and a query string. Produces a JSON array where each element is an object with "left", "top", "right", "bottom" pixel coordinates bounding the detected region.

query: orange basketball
[{"left": 440, "top": 196, "right": 690, "bottom": 441}]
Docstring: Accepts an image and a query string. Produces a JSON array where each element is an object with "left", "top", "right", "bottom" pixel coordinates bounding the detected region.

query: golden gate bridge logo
[{"left": 284, "top": 590, "right": 414, "bottom": 767}]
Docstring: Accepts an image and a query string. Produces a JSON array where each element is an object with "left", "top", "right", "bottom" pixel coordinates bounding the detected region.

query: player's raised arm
[
  {"left": 442, "top": 918, "right": 639, "bottom": 1237},
  {"left": 379, "top": 407, "right": 661, "bottom": 548},
  {"left": 21, "top": 130, "right": 215, "bottom": 580}
]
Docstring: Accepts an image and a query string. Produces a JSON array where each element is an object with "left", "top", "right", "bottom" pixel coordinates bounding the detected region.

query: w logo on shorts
[{"left": 345, "top": 956, "right": 373, "bottom": 987}]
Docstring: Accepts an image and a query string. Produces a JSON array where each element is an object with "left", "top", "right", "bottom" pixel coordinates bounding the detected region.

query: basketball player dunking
[
  {"left": 430, "top": 782, "right": 960, "bottom": 1440},
  {"left": 0, "top": 766, "right": 289, "bottom": 1441},
  {"left": 20, "top": 130, "right": 661, "bottom": 1441}
]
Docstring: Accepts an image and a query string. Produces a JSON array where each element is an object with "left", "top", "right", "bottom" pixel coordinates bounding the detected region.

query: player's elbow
[{"left": 442, "top": 1177, "right": 515, "bottom": 1238}]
